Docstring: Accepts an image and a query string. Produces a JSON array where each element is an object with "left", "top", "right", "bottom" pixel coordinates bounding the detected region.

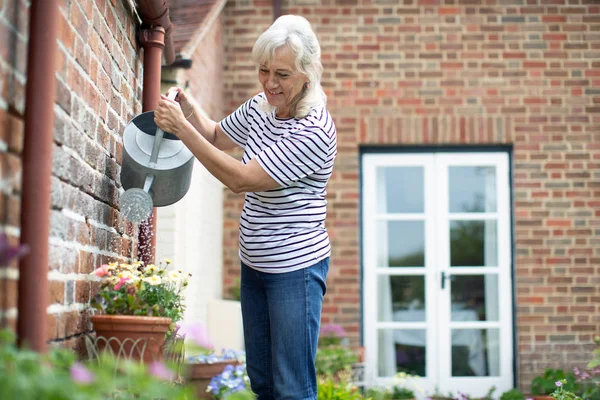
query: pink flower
[
  {"left": 70, "top": 362, "right": 95, "bottom": 383},
  {"left": 114, "top": 277, "right": 130, "bottom": 290},
  {"left": 94, "top": 264, "right": 109, "bottom": 277},
  {"left": 149, "top": 362, "right": 175, "bottom": 381},
  {"left": 320, "top": 323, "right": 346, "bottom": 337},
  {"left": 179, "top": 321, "right": 214, "bottom": 350},
  {"left": 555, "top": 381, "right": 562, "bottom": 387}
]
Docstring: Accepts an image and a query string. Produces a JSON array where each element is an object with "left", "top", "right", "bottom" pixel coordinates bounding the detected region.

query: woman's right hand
[{"left": 166, "top": 87, "right": 194, "bottom": 118}]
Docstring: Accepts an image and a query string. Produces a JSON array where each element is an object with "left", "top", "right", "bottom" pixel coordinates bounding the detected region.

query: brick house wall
[
  {"left": 220, "top": 0, "right": 600, "bottom": 389},
  {"left": 0, "top": 0, "right": 143, "bottom": 351}
]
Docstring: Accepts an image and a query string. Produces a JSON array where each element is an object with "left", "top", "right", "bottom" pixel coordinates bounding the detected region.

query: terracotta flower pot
[
  {"left": 185, "top": 360, "right": 242, "bottom": 399},
  {"left": 533, "top": 396, "right": 555, "bottom": 400},
  {"left": 91, "top": 314, "right": 172, "bottom": 364}
]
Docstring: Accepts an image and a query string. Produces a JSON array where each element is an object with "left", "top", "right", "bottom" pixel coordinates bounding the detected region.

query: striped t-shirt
[{"left": 219, "top": 93, "right": 337, "bottom": 273}]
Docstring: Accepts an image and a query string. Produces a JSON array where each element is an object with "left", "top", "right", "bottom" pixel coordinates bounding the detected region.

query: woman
[{"left": 154, "top": 15, "right": 336, "bottom": 400}]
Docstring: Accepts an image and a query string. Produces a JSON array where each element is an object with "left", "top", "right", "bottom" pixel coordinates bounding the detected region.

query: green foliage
[
  {"left": 91, "top": 261, "right": 188, "bottom": 325},
  {"left": 500, "top": 389, "right": 525, "bottom": 400},
  {"left": 588, "top": 335, "right": 600, "bottom": 369},
  {"left": 391, "top": 387, "right": 416, "bottom": 399},
  {"left": 575, "top": 335, "right": 600, "bottom": 400},
  {"left": 224, "top": 391, "right": 256, "bottom": 400},
  {"left": 0, "top": 329, "right": 193, "bottom": 400},
  {"left": 552, "top": 379, "right": 582, "bottom": 400},
  {"left": 228, "top": 278, "right": 241, "bottom": 301},
  {"left": 317, "top": 375, "right": 363, "bottom": 400},
  {"left": 315, "top": 346, "right": 358, "bottom": 377},
  {"left": 365, "top": 386, "right": 415, "bottom": 399},
  {"left": 532, "top": 369, "right": 578, "bottom": 395}
]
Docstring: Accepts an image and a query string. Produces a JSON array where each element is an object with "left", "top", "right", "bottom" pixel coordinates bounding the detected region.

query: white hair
[{"left": 252, "top": 15, "right": 326, "bottom": 119}]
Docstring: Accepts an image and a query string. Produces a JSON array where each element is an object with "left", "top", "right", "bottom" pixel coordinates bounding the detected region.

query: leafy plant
[
  {"left": 532, "top": 369, "right": 578, "bottom": 395},
  {"left": 317, "top": 374, "right": 363, "bottom": 400},
  {"left": 500, "top": 389, "right": 525, "bottom": 400},
  {"left": 91, "top": 260, "right": 189, "bottom": 327},
  {"left": 315, "top": 346, "right": 358, "bottom": 377},
  {"left": 365, "top": 386, "right": 415, "bottom": 400},
  {"left": 0, "top": 328, "right": 193, "bottom": 399},
  {"left": 228, "top": 277, "right": 241, "bottom": 301},
  {"left": 574, "top": 335, "right": 600, "bottom": 400},
  {"left": 391, "top": 387, "right": 416, "bottom": 399},
  {"left": 552, "top": 379, "right": 582, "bottom": 400}
]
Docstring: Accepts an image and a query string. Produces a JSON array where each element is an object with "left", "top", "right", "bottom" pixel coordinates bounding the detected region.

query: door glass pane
[
  {"left": 378, "top": 275, "right": 425, "bottom": 322},
  {"left": 450, "top": 220, "right": 497, "bottom": 267},
  {"left": 378, "top": 329, "right": 426, "bottom": 377},
  {"left": 450, "top": 275, "right": 499, "bottom": 321},
  {"left": 377, "top": 221, "right": 425, "bottom": 267},
  {"left": 376, "top": 167, "right": 424, "bottom": 214},
  {"left": 449, "top": 166, "right": 497, "bottom": 213},
  {"left": 451, "top": 328, "right": 500, "bottom": 377}
]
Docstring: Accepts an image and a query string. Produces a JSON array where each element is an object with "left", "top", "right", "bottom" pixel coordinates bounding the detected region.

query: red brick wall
[
  {"left": 183, "top": 13, "right": 226, "bottom": 121},
  {"left": 0, "top": 0, "right": 142, "bottom": 350},
  {"left": 221, "top": 0, "right": 600, "bottom": 389}
]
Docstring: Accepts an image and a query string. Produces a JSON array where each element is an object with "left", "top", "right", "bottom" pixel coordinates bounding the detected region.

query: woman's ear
[{"left": 304, "top": 82, "right": 309, "bottom": 89}]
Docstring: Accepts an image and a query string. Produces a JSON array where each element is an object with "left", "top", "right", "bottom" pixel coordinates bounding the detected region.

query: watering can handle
[{"left": 148, "top": 90, "right": 178, "bottom": 167}]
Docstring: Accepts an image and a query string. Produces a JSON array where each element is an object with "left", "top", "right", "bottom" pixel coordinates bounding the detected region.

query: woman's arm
[
  {"left": 155, "top": 94, "right": 279, "bottom": 194},
  {"left": 166, "top": 88, "right": 236, "bottom": 151},
  {"left": 176, "top": 121, "right": 279, "bottom": 194},
  {"left": 185, "top": 103, "right": 237, "bottom": 151}
]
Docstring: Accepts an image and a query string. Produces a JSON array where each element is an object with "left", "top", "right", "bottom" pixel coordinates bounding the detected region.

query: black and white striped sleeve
[
  {"left": 255, "top": 127, "right": 335, "bottom": 187},
  {"left": 218, "top": 98, "right": 252, "bottom": 147}
]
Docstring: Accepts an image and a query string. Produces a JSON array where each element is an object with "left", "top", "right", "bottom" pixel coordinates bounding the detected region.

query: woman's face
[{"left": 258, "top": 46, "right": 307, "bottom": 118}]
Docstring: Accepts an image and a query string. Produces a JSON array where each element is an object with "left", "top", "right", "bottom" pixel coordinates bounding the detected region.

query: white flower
[
  {"left": 168, "top": 271, "right": 181, "bottom": 282},
  {"left": 118, "top": 271, "right": 134, "bottom": 280},
  {"left": 144, "top": 276, "right": 161, "bottom": 286},
  {"left": 145, "top": 265, "right": 158, "bottom": 275}
]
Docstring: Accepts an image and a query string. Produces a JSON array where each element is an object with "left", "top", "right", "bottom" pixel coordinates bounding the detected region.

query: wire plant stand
[{"left": 84, "top": 333, "right": 186, "bottom": 378}]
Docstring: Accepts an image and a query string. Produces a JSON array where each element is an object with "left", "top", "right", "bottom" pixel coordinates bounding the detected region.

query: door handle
[{"left": 441, "top": 271, "right": 455, "bottom": 289}]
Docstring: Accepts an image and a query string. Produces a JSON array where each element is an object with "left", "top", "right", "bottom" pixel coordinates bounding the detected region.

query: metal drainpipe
[
  {"left": 136, "top": 0, "right": 175, "bottom": 265},
  {"left": 137, "top": 26, "right": 165, "bottom": 265},
  {"left": 17, "top": 0, "right": 59, "bottom": 352},
  {"left": 137, "top": 0, "right": 175, "bottom": 65},
  {"left": 273, "top": 0, "right": 282, "bottom": 20}
]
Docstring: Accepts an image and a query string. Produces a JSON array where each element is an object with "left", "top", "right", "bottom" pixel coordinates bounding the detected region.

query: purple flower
[
  {"left": 70, "top": 362, "right": 95, "bottom": 384},
  {"left": 555, "top": 381, "right": 562, "bottom": 387},
  {"left": 0, "top": 233, "right": 29, "bottom": 267},
  {"left": 320, "top": 323, "right": 346, "bottom": 337},
  {"left": 149, "top": 361, "right": 175, "bottom": 381}
]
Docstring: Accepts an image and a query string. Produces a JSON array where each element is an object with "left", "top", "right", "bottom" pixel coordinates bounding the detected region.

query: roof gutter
[
  {"left": 17, "top": 0, "right": 59, "bottom": 352},
  {"left": 137, "top": 0, "right": 175, "bottom": 65}
]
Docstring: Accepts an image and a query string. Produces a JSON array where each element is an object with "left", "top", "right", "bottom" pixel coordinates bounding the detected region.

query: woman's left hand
[{"left": 154, "top": 92, "right": 188, "bottom": 137}]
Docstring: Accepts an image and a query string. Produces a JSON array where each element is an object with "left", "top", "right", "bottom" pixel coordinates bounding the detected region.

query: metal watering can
[{"left": 119, "top": 92, "right": 194, "bottom": 223}]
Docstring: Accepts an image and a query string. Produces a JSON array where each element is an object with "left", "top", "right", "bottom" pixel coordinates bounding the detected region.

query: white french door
[{"left": 361, "top": 152, "right": 513, "bottom": 397}]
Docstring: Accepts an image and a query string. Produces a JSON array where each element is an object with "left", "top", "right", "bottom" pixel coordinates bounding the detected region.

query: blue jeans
[{"left": 240, "top": 258, "right": 329, "bottom": 400}]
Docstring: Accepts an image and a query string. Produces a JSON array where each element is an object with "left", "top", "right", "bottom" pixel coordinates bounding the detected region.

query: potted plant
[
  {"left": 500, "top": 389, "right": 525, "bottom": 400},
  {"left": 531, "top": 368, "right": 579, "bottom": 400},
  {"left": 179, "top": 321, "right": 245, "bottom": 399},
  {"left": 0, "top": 328, "right": 193, "bottom": 399},
  {"left": 206, "top": 363, "right": 253, "bottom": 399},
  {"left": 574, "top": 334, "right": 600, "bottom": 400},
  {"left": 90, "top": 259, "right": 190, "bottom": 363}
]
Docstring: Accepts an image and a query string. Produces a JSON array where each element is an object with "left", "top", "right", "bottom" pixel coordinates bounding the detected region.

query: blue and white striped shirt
[{"left": 219, "top": 93, "right": 337, "bottom": 273}]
